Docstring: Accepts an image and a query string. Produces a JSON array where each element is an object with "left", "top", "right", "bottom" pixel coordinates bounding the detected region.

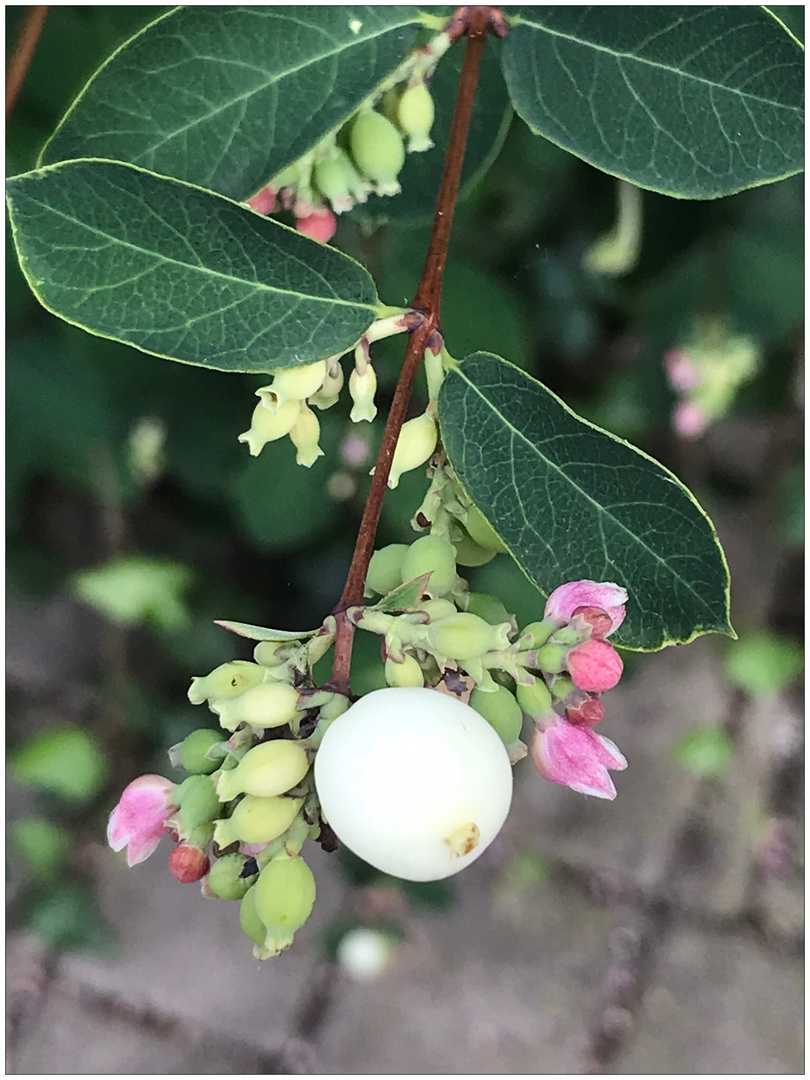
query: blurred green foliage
[{"left": 6, "top": 6, "right": 804, "bottom": 950}]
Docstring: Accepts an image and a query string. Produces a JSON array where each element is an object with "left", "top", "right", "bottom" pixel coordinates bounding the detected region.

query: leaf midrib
[
  {"left": 516, "top": 13, "right": 801, "bottom": 112},
  {"left": 451, "top": 364, "right": 718, "bottom": 618},
  {"left": 14, "top": 187, "right": 374, "bottom": 313}
]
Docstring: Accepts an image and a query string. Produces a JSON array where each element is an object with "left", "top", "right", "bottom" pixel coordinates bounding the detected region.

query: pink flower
[
  {"left": 545, "top": 580, "right": 628, "bottom": 637},
  {"left": 246, "top": 185, "right": 277, "bottom": 215},
  {"left": 107, "top": 775, "right": 177, "bottom": 866},
  {"left": 673, "top": 400, "right": 708, "bottom": 439},
  {"left": 664, "top": 348, "right": 699, "bottom": 392},
  {"left": 295, "top": 209, "right": 337, "bottom": 243},
  {"left": 531, "top": 718, "right": 627, "bottom": 799},
  {"left": 567, "top": 638, "right": 623, "bottom": 693}
]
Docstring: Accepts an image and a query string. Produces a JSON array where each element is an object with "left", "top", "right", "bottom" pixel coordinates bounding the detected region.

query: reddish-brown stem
[
  {"left": 328, "top": 11, "right": 493, "bottom": 696},
  {"left": 6, "top": 6, "right": 48, "bottom": 119}
]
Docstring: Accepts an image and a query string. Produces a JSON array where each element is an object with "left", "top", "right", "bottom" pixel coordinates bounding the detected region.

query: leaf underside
[
  {"left": 214, "top": 620, "right": 320, "bottom": 642},
  {"left": 6, "top": 160, "right": 379, "bottom": 372},
  {"left": 502, "top": 5, "right": 804, "bottom": 198},
  {"left": 41, "top": 6, "right": 423, "bottom": 200},
  {"left": 438, "top": 352, "right": 733, "bottom": 651}
]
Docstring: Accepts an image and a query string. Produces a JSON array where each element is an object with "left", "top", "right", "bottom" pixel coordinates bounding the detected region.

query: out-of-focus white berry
[
  {"left": 337, "top": 928, "right": 397, "bottom": 982},
  {"left": 314, "top": 687, "right": 513, "bottom": 881}
]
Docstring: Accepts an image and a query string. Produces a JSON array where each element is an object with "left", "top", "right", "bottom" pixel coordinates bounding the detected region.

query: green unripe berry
[
  {"left": 466, "top": 593, "right": 511, "bottom": 626},
  {"left": 516, "top": 679, "right": 553, "bottom": 718},
  {"left": 464, "top": 505, "right": 506, "bottom": 553},
  {"left": 271, "top": 163, "right": 302, "bottom": 189},
  {"left": 212, "top": 682, "right": 302, "bottom": 733},
  {"left": 396, "top": 82, "right": 435, "bottom": 151},
  {"left": 188, "top": 661, "right": 265, "bottom": 706},
  {"left": 213, "top": 794, "right": 303, "bottom": 848},
  {"left": 240, "top": 885, "right": 267, "bottom": 944},
  {"left": 253, "top": 852, "right": 317, "bottom": 953},
  {"left": 469, "top": 686, "right": 523, "bottom": 745},
  {"left": 366, "top": 544, "right": 408, "bottom": 596},
  {"left": 428, "top": 613, "right": 509, "bottom": 661},
  {"left": 401, "top": 535, "right": 457, "bottom": 597},
  {"left": 314, "top": 154, "right": 351, "bottom": 204},
  {"left": 208, "top": 853, "right": 257, "bottom": 900},
  {"left": 454, "top": 530, "right": 497, "bottom": 568},
  {"left": 385, "top": 654, "right": 424, "bottom": 688},
  {"left": 177, "top": 729, "right": 226, "bottom": 774},
  {"left": 350, "top": 110, "right": 405, "bottom": 186},
  {"left": 175, "top": 774, "right": 222, "bottom": 829},
  {"left": 420, "top": 598, "right": 457, "bottom": 621},
  {"left": 216, "top": 740, "right": 310, "bottom": 801},
  {"left": 536, "top": 643, "right": 567, "bottom": 674}
]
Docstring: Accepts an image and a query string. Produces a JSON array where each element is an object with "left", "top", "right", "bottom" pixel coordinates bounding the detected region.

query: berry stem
[{"left": 329, "top": 10, "right": 494, "bottom": 696}]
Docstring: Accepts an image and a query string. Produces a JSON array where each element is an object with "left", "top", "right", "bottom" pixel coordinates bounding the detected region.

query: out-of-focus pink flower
[
  {"left": 246, "top": 185, "right": 277, "bottom": 215},
  {"left": 107, "top": 775, "right": 176, "bottom": 866},
  {"left": 531, "top": 718, "right": 627, "bottom": 799},
  {"left": 295, "top": 209, "right": 337, "bottom": 243},
  {"left": 567, "top": 639, "right": 623, "bottom": 693},
  {"left": 545, "top": 580, "right": 627, "bottom": 637},
  {"left": 673, "top": 400, "right": 708, "bottom": 439},
  {"left": 169, "top": 844, "right": 210, "bottom": 883},
  {"left": 664, "top": 348, "right": 699, "bottom": 392}
]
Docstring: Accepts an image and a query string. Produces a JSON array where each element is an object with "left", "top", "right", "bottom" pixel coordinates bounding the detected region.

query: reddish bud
[
  {"left": 567, "top": 639, "right": 623, "bottom": 693},
  {"left": 246, "top": 186, "right": 277, "bottom": 215},
  {"left": 565, "top": 697, "right": 605, "bottom": 728},
  {"left": 295, "top": 209, "right": 337, "bottom": 243},
  {"left": 571, "top": 606, "right": 613, "bottom": 638},
  {"left": 169, "top": 844, "right": 210, "bottom": 884}
]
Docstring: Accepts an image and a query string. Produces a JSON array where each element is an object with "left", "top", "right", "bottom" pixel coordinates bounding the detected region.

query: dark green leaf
[
  {"left": 214, "top": 620, "right": 319, "bottom": 642},
  {"left": 41, "top": 6, "right": 422, "bottom": 199},
  {"left": 371, "top": 573, "right": 432, "bottom": 612},
  {"left": 6, "top": 160, "right": 380, "bottom": 372},
  {"left": 438, "top": 352, "right": 732, "bottom": 650},
  {"left": 502, "top": 6, "right": 804, "bottom": 198}
]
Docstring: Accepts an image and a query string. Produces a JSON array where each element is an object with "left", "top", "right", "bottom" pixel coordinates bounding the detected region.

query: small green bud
[
  {"left": 350, "top": 109, "right": 406, "bottom": 193},
  {"left": 550, "top": 675, "right": 576, "bottom": 700},
  {"left": 519, "top": 620, "right": 555, "bottom": 650},
  {"left": 464, "top": 505, "right": 506, "bottom": 553},
  {"left": 216, "top": 740, "right": 310, "bottom": 801},
  {"left": 419, "top": 598, "right": 457, "bottom": 621},
  {"left": 550, "top": 625, "right": 584, "bottom": 647},
  {"left": 213, "top": 794, "right": 302, "bottom": 847},
  {"left": 253, "top": 852, "right": 317, "bottom": 955},
  {"left": 188, "top": 661, "right": 265, "bottom": 706},
  {"left": 289, "top": 404, "right": 324, "bottom": 467},
  {"left": 349, "top": 365, "right": 377, "bottom": 422},
  {"left": 174, "top": 774, "right": 222, "bottom": 830},
  {"left": 469, "top": 686, "right": 523, "bottom": 745},
  {"left": 208, "top": 853, "right": 257, "bottom": 900},
  {"left": 313, "top": 148, "right": 370, "bottom": 213},
  {"left": 454, "top": 529, "right": 497, "bottom": 568},
  {"left": 466, "top": 593, "right": 511, "bottom": 626},
  {"left": 396, "top": 82, "right": 435, "bottom": 152},
  {"left": 366, "top": 544, "right": 408, "bottom": 596},
  {"left": 536, "top": 642, "right": 567, "bottom": 674},
  {"left": 240, "top": 885, "right": 267, "bottom": 944},
  {"left": 238, "top": 399, "right": 302, "bottom": 457},
  {"left": 258, "top": 361, "right": 327, "bottom": 409},
  {"left": 271, "top": 163, "right": 302, "bottom": 190},
  {"left": 253, "top": 641, "right": 287, "bottom": 668},
  {"left": 176, "top": 729, "right": 226, "bottom": 774},
  {"left": 386, "top": 412, "right": 437, "bottom": 488},
  {"left": 401, "top": 535, "right": 456, "bottom": 596},
  {"left": 385, "top": 654, "right": 424, "bottom": 688},
  {"left": 515, "top": 679, "right": 553, "bottom": 718},
  {"left": 212, "top": 682, "right": 302, "bottom": 733},
  {"left": 428, "top": 613, "right": 510, "bottom": 661}
]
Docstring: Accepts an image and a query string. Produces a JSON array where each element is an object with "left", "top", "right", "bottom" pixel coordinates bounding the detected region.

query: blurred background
[{"left": 6, "top": 6, "right": 804, "bottom": 1073}]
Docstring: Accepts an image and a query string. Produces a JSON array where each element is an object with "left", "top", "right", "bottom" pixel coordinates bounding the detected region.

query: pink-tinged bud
[
  {"left": 295, "top": 209, "right": 337, "bottom": 243},
  {"left": 246, "top": 186, "right": 277, "bottom": 215},
  {"left": 570, "top": 605, "right": 613, "bottom": 639},
  {"left": 169, "top": 844, "right": 210, "bottom": 884},
  {"left": 664, "top": 348, "right": 699, "bottom": 392},
  {"left": 566, "top": 639, "right": 623, "bottom": 693},
  {"left": 673, "top": 400, "right": 708, "bottom": 439},
  {"left": 531, "top": 718, "right": 626, "bottom": 799},
  {"left": 565, "top": 697, "right": 605, "bottom": 728},
  {"left": 545, "top": 580, "right": 627, "bottom": 637},
  {"left": 107, "top": 775, "right": 176, "bottom": 867}
]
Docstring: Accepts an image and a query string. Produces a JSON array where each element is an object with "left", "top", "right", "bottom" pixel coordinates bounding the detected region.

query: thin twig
[{"left": 6, "top": 6, "right": 48, "bottom": 119}]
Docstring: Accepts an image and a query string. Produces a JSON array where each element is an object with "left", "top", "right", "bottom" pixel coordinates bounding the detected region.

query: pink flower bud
[
  {"left": 545, "top": 580, "right": 627, "bottom": 637},
  {"left": 673, "top": 400, "right": 708, "bottom": 439},
  {"left": 565, "top": 696, "right": 605, "bottom": 727},
  {"left": 246, "top": 185, "right": 277, "bottom": 215},
  {"left": 570, "top": 605, "right": 614, "bottom": 638},
  {"left": 295, "top": 209, "right": 337, "bottom": 243},
  {"left": 664, "top": 348, "right": 699, "bottom": 392},
  {"left": 169, "top": 844, "right": 210, "bottom": 884},
  {"left": 566, "top": 639, "right": 623, "bottom": 693},
  {"left": 107, "top": 775, "right": 176, "bottom": 867},
  {"left": 531, "top": 718, "right": 626, "bottom": 799}
]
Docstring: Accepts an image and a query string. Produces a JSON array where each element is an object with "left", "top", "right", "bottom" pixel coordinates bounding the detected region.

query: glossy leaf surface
[{"left": 438, "top": 352, "right": 732, "bottom": 650}]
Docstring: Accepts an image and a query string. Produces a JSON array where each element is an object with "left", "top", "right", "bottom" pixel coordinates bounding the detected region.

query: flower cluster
[
  {"left": 664, "top": 316, "right": 760, "bottom": 439},
  {"left": 244, "top": 32, "right": 448, "bottom": 242}
]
